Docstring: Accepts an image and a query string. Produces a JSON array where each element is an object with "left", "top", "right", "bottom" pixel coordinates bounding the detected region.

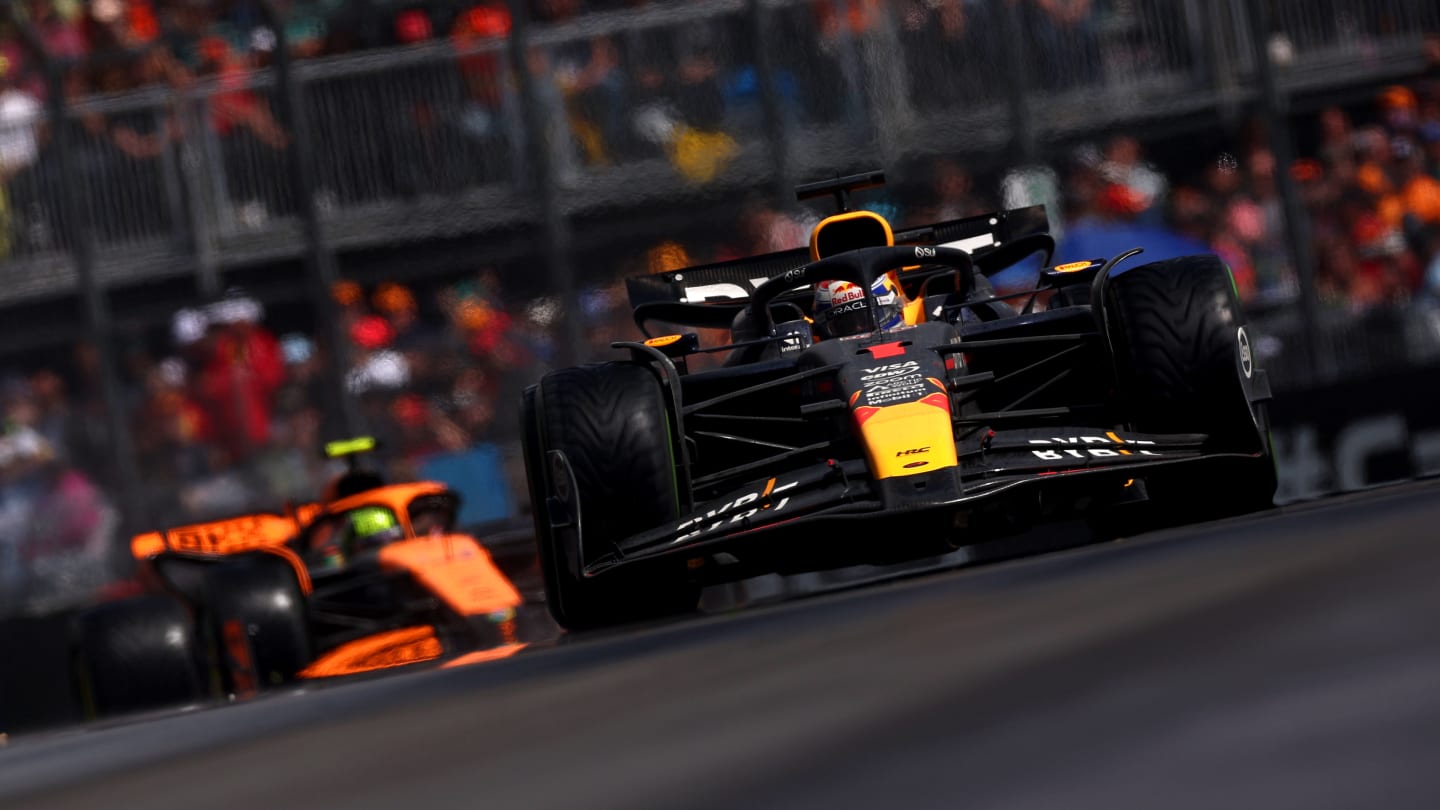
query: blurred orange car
[{"left": 71, "top": 438, "right": 527, "bottom": 719}]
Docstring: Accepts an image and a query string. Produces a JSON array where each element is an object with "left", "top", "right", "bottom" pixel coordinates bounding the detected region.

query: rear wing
[
  {"left": 625, "top": 205, "right": 1050, "bottom": 312},
  {"left": 131, "top": 508, "right": 320, "bottom": 559}
]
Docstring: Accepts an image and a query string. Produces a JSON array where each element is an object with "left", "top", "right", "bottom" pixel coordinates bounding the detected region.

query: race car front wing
[{"left": 559, "top": 427, "right": 1258, "bottom": 576}]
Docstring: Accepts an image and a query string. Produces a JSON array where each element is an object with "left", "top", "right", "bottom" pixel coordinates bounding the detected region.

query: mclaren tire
[
  {"left": 202, "top": 554, "right": 313, "bottom": 695},
  {"left": 72, "top": 595, "right": 205, "bottom": 720}
]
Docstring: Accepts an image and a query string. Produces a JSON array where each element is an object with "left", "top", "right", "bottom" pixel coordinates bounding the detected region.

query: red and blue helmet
[{"left": 813, "top": 274, "right": 903, "bottom": 338}]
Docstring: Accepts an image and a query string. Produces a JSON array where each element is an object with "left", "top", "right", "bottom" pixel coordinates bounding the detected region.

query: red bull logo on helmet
[{"left": 814, "top": 277, "right": 903, "bottom": 336}]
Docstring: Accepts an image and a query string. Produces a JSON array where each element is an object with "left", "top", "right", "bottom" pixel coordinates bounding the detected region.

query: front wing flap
[{"left": 589, "top": 428, "right": 1230, "bottom": 575}]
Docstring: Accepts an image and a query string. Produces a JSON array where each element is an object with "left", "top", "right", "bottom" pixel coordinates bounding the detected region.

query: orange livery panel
[
  {"left": 377, "top": 534, "right": 522, "bottom": 617},
  {"left": 853, "top": 393, "right": 958, "bottom": 478},
  {"left": 131, "top": 513, "right": 305, "bottom": 560},
  {"left": 298, "top": 626, "right": 444, "bottom": 679},
  {"left": 851, "top": 365, "right": 957, "bottom": 479}
]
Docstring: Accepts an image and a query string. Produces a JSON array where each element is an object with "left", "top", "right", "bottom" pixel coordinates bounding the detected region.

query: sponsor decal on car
[
  {"left": 675, "top": 276, "right": 773, "bottom": 303},
  {"left": 1026, "top": 433, "right": 1160, "bottom": 460},
  {"left": 858, "top": 360, "right": 929, "bottom": 406},
  {"left": 673, "top": 476, "right": 798, "bottom": 543},
  {"left": 1030, "top": 448, "right": 1161, "bottom": 460},
  {"left": 163, "top": 514, "right": 300, "bottom": 555},
  {"left": 1238, "top": 326, "right": 1253, "bottom": 379}
]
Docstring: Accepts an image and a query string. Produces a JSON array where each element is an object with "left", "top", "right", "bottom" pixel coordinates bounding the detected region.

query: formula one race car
[
  {"left": 70, "top": 438, "right": 525, "bottom": 719},
  {"left": 522, "top": 171, "right": 1276, "bottom": 631}
]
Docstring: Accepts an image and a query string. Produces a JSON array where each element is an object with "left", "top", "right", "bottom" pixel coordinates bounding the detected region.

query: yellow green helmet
[{"left": 349, "top": 506, "right": 398, "bottom": 540}]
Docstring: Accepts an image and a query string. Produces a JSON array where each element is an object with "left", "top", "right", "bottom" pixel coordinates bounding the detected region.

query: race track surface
[{"left": 4, "top": 481, "right": 1440, "bottom": 809}]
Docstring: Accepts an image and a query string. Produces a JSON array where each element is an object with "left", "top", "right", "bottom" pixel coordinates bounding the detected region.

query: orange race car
[{"left": 70, "top": 438, "right": 528, "bottom": 719}]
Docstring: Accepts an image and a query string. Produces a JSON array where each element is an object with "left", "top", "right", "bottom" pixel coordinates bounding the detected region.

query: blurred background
[{"left": 0, "top": 0, "right": 1435, "bottom": 622}]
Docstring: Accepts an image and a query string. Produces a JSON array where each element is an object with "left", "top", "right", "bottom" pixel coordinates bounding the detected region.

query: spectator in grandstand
[
  {"left": 618, "top": 18, "right": 675, "bottom": 161},
  {"left": 666, "top": 24, "right": 741, "bottom": 183},
  {"left": 1, "top": 378, "right": 54, "bottom": 478},
  {"left": 722, "top": 198, "right": 811, "bottom": 259},
  {"left": 534, "top": 0, "right": 626, "bottom": 166},
  {"left": 132, "top": 355, "right": 209, "bottom": 483},
  {"left": 0, "top": 55, "right": 42, "bottom": 256},
  {"left": 897, "top": 0, "right": 1002, "bottom": 112},
  {"left": 1228, "top": 147, "right": 1290, "bottom": 295},
  {"left": 931, "top": 157, "right": 992, "bottom": 221},
  {"left": 0, "top": 379, "right": 119, "bottom": 614},
  {"left": 1168, "top": 177, "right": 1215, "bottom": 232},
  {"left": 25, "top": 0, "right": 88, "bottom": 70},
  {"left": 194, "top": 292, "right": 287, "bottom": 464},
  {"left": 1392, "top": 136, "right": 1440, "bottom": 230},
  {"left": 450, "top": 2, "right": 520, "bottom": 181},
  {"left": 1316, "top": 105, "right": 1354, "bottom": 168},
  {"left": 331, "top": 279, "right": 367, "bottom": 342},
  {"left": 447, "top": 366, "right": 496, "bottom": 444},
  {"left": 196, "top": 35, "right": 291, "bottom": 226},
  {"left": 277, "top": 0, "right": 332, "bottom": 60},
  {"left": 811, "top": 0, "right": 914, "bottom": 129},
  {"left": 1026, "top": 0, "right": 1100, "bottom": 91},
  {"left": 1099, "top": 134, "right": 1167, "bottom": 227},
  {"left": 256, "top": 332, "right": 341, "bottom": 504},
  {"left": 83, "top": 0, "right": 149, "bottom": 54}
]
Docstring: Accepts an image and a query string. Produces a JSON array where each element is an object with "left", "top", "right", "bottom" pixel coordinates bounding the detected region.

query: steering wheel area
[{"left": 745, "top": 245, "right": 976, "bottom": 336}]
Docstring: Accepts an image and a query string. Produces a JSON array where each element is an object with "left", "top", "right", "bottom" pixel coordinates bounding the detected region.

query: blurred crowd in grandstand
[
  {"left": 0, "top": 0, "right": 511, "bottom": 85},
  {"left": 990, "top": 80, "right": 1440, "bottom": 310},
  {"left": 0, "top": 0, "right": 1126, "bottom": 230},
  {"left": 592, "top": 79, "right": 1440, "bottom": 310},
  {"left": 0, "top": 0, "right": 1108, "bottom": 94},
  {"left": 0, "top": 0, "right": 1432, "bottom": 251},
  {"left": 0, "top": 0, "right": 1437, "bottom": 612},
  {"left": 2, "top": 79, "right": 1439, "bottom": 532},
  {"left": 0, "top": 267, "right": 565, "bottom": 611}
]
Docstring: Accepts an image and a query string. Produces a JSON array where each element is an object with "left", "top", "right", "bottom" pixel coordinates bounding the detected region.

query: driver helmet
[
  {"left": 324, "top": 469, "right": 386, "bottom": 501},
  {"left": 813, "top": 274, "right": 903, "bottom": 338},
  {"left": 345, "top": 506, "right": 401, "bottom": 554}
]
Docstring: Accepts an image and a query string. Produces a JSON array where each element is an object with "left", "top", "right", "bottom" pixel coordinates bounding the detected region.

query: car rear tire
[
  {"left": 1101, "top": 254, "right": 1276, "bottom": 528},
  {"left": 72, "top": 595, "right": 205, "bottom": 720},
  {"left": 525, "top": 362, "right": 700, "bottom": 632},
  {"left": 202, "top": 555, "right": 313, "bottom": 694}
]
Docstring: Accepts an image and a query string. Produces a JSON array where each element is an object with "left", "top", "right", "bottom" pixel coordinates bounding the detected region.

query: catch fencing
[{"left": 0, "top": 0, "right": 1433, "bottom": 309}]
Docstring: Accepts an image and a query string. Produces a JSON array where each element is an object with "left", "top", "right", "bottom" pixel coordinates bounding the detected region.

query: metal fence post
[
  {"left": 508, "top": 1, "right": 582, "bottom": 367},
  {"left": 1243, "top": 0, "right": 1321, "bottom": 381},
  {"left": 261, "top": 0, "right": 364, "bottom": 437},
  {"left": 174, "top": 97, "right": 223, "bottom": 299},
  {"left": 745, "top": 0, "right": 790, "bottom": 202},
  {"left": 993, "top": 0, "right": 1038, "bottom": 165},
  {"left": 1199, "top": 0, "right": 1244, "bottom": 127}
]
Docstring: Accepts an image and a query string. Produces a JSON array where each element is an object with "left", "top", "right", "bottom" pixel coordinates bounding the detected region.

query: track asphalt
[{"left": 4, "top": 480, "right": 1439, "bottom": 809}]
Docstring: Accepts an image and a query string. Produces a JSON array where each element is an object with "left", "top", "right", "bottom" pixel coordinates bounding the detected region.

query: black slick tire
[
  {"left": 72, "top": 595, "right": 204, "bottom": 720},
  {"left": 202, "top": 555, "right": 313, "bottom": 694},
  {"left": 524, "top": 362, "right": 700, "bottom": 632},
  {"left": 1101, "top": 254, "right": 1276, "bottom": 527}
]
